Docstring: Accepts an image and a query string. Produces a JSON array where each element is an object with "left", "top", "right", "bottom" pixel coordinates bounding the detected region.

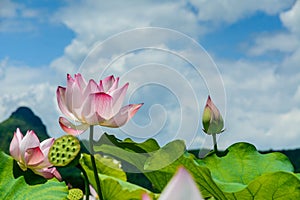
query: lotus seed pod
[
  {"left": 48, "top": 135, "right": 81, "bottom": 166},
  {"left": 67, "top": 188, "right": 83, "bottom": 200}
]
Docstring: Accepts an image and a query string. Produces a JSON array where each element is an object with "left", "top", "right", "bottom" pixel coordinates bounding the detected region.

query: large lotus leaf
[
  {"left": 81, "top": 153, "right": 126, "bottom": 181},
  {"left": 94, "top": 144, "right": 147, "bottom": 170},
  {"left": 0, "top": 151, "right": 68, "bottom": 200},
  {"left": 199, "top": 142, "right": 295, "bottom": 193},
  {"left": 227, "top": 171, "right": 300, "bottom": 199},
  {"left": 79, "top": 153, "right": 158, "bottom": 200},
  {"left": 94, "top": 133, "right": 160, "bottom": 171},
  {"left": 94, "top": 137, "right": 300, "bottom": 199},
  {"left": 144, "top": 140, "right": 185, "bottom": 171},
  {"left": 144, "top": 151, "right": 226, "bottom": 199},
  {"left": 94, "top": 136, "right": 223, "bottom": 199},
  {"left": 95, "top": 133, "right": 160, "bottom": 153}
]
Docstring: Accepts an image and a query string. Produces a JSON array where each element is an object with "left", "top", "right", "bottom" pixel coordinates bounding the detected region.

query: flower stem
[
  {"left": 89, "top": 125, "right": 103, "bottom": 200},
  {"left": 212, "top": 133, "right": 218, "bottom": 153},
  {"left": 80, "top": 165, "right": 90, "bottom": 200}
]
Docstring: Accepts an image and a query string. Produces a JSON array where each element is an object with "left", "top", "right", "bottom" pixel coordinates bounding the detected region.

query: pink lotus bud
[{"left": 202, "top": 96, "right": 224, "bottom": 135}]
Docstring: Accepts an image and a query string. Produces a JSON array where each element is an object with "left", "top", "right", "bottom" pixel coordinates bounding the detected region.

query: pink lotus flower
[
  {"left": 57, "top": 74, "right": 143, "bottom": 135},
  {"left": 9, "top": 128, "right": 61, "bottom": 180},
  {"left": 202, "top": 95, "right": 224, "bottom": 135},
  {"left": 142, "top": 167, "right": 204, "bottom": 200}
]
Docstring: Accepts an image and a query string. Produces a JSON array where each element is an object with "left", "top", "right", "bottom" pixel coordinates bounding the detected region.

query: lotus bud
[{"left": 202, "top": 95, "right": 224, "bottom": 135}]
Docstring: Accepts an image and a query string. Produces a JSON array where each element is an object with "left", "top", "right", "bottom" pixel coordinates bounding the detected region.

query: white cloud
[
  {"left": 247, "top": 1, "right": 300, "bottom": 75},
  {"left": 2, "top": 0, "right": 300, "bottom": 151},
  {"left": 0, "top": 58, "right": 63, "bottom": 137},
  {"left": 280, "top": 0, "right": 300, "bottom": 34},
  {"left": 216, "top": 57, "right": 300, "bottom": 150},
  {"left": 50, "top": 0, "right": 206, "bottom": 73},
  {"left": 55, "top": 0, "right": 203, "bottom": 39},
  {"left": 0, "top": 0, "right": 50, "bottom": 32},
  {"left": 0, "top": 0, "right": 19, "bottom": 18},
  {"left": 48, "top": 0, "right": 300, "bottom": 151},
  {"left": 0, "top": 57, "right": 8, "bottom": 80},
  {"left": 189, "top": 0, "right": 295, "bottom": 24},
  {"left": 0, "top": 0, "right": 43, "bottom": 20},
  {"left": 248, "top": 33, "right": 299, "bottom": 56}
]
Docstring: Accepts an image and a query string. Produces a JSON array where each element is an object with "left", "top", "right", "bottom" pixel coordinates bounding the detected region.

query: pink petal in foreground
[
  {"left": 159, "top": 167, "right": 204, "bottom": 200},
  {"left": 89, "top": 185, "right": 99, "bottom": 199},
  {"left": 9, "top": 128, "right": 23, "bottom": 161},
  {"left": 59, "top": 117, "right": 89, "bottom": 135},
  {"left": 142, "top": 193, "right": 152, "bottom": 200},
  {"left": 102, "top": 103, "right": 143, "bottom": 128}
]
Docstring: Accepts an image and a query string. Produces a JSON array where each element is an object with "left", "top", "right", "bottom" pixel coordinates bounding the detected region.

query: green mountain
[{"left": 0, "top": 107, "right": 49, "bottom": 154}]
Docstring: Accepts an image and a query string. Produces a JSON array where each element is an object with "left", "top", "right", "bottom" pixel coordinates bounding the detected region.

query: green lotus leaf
[
  {"left": 92, "top": 135, "right": 300, "bottom": 199},
  {"left": 94, "top": 133, "right": 160, "bottom": 153},
  {"left": 79, "top": 153, "right": 158, "bottom": 200},
  {"left": 144, "top": 150, "right": 225, "bottom": 199},
  {"left": 0, "top": 151, "right": 68, "bottom": 200},
  {"left": 144, "top": 140, "right": 185, "bottom": 171},
  {"left": 228, "top": 171, "right": 300, "bottom": 199},
  {"left": 81, "top": 153, "right": 126, "bottom": 181},
  {"left": 94, "top": 133, "right": 160, "bottom": 170},
  {"left": 199, "top": 142, "right": 294, "bottom": 193}
]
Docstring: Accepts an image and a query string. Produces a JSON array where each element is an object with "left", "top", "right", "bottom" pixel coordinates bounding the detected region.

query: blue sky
[{"left": 1, "top": 0, "right": 300, "bottom": 150}]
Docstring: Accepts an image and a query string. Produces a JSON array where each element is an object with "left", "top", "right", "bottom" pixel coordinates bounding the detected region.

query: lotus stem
[
  {"left": 80, "top": 166, "right": 90, "bottom": 200},
  {"left": 212, "top": 133, "right": 218, "bottom": 154},
  {"left": 89, "top": 125, "right": 103, "bottom": 200}
]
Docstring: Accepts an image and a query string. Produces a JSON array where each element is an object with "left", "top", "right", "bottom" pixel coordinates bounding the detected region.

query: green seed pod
[
  {"left": 48, "top": 135, "right": 81, "bottom": 167},
  {"left": 67, "top": 188, "right": 83, "bottom": 200}
]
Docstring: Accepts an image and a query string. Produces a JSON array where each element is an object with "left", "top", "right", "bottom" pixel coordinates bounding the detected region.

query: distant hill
[{"left": 0, "top": 107, "right": 49, "bottom": 154}]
